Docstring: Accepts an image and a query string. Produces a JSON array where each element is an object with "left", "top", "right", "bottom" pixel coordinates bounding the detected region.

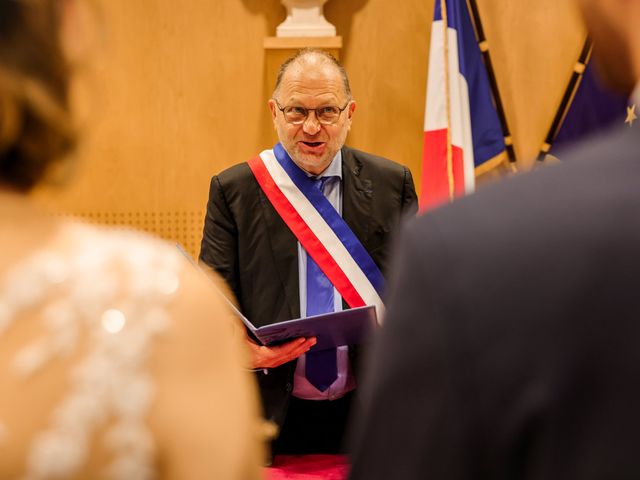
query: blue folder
[
  {"left": 176, "top": 243, "right": 378, "bottom": 352},
  {"left": 239, "top": 305, "right": 378, "bottom": 352}
]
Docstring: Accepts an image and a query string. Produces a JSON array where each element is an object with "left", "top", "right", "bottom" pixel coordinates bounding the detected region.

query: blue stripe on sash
[{"left": 273, "top": 143, "right": 385, "bottom": 296}]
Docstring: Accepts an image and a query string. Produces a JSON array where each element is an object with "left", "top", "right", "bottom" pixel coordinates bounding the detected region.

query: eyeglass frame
[{"left": 272, "top": 98, "right": 352, "bottom": 125}]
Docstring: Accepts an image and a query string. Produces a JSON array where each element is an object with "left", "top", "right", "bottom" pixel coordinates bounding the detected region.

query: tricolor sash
[{"left": 248, "top": 143, "right": 385, "bottom": 319}]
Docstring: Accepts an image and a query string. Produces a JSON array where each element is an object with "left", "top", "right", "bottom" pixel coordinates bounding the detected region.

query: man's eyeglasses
[{"left": 273, "top": 99, "right": 351, "bottom": 125}]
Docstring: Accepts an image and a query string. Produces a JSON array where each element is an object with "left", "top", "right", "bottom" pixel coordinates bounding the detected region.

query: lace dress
[{"left": 0, "top": 227, "right": 183, "bottom": 480}]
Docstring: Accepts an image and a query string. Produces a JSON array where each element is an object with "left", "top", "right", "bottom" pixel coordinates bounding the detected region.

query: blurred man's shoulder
[
  {"left": 448, "top": 126, "right": 635, "bottom": 211},
  {"left": 412, "top": 126, "right": 640, "bottom": 249}
]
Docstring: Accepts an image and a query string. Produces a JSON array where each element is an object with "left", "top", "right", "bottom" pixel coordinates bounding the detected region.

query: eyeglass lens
[{"left": 284, "top": 106, "right": 342, "bottom": 125}]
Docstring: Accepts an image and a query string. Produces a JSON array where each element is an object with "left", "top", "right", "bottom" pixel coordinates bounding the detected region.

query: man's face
[
  {"left": 269, "top": 62, "right": 356, "bottom": 175},
  {"left": 578, "top": 0, "right": 636, "bottom": 93}
]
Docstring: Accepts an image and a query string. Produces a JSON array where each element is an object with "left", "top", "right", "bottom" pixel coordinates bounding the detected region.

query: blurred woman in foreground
[{"left": 0, "top": 0, "right": 263, "bottom": 478}]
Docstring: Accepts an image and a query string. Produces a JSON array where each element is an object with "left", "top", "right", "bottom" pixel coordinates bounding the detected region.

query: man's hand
[{"left": 247, "top": 336, "right": 317, "bottom": 369}]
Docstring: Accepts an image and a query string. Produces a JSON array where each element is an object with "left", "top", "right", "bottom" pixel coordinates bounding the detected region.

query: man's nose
[{"left": 302, "top": 111, "right": 322, "bottom": 135}]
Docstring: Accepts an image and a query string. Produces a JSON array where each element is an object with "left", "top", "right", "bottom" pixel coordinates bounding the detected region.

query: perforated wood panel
[{"left": 58, "top": 210, "right": 205, "bottom": 261}]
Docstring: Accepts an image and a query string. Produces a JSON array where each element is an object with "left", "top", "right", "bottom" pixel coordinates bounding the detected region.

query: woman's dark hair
[{"left": 0, "top": 0, "right": 75, "bottom": 191}]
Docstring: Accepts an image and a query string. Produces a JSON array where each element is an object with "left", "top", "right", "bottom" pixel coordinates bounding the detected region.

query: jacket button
[{"left": 285, "top": 382, "right": 292, "bottom": 392}]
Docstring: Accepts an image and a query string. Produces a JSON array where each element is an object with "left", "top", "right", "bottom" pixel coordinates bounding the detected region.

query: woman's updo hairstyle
[{"left": 0, "top": 0, "right": 75, "bottom": 191}]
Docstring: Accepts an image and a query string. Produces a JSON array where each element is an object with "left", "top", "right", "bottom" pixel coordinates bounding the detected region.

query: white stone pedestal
[{"left": 276, "top": 0, "right": 336, "bottom": 37}]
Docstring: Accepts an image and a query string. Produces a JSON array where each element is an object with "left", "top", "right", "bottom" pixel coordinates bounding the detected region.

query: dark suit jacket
[
  {"left": 199, "top": 145, "right": 417, "bottom": 428},
  {"left": 349, "top": 127, "right": 640, "bottom": 480}
]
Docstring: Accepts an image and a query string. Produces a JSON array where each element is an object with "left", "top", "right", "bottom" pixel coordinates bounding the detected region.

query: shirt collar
[{"left": 321, "top": 150, "right": 342, "bottom": 179}]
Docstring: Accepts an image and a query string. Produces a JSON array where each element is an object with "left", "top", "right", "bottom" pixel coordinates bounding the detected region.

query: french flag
[{"left": 420, "top": 0, "right": 505, "bottom": 211}]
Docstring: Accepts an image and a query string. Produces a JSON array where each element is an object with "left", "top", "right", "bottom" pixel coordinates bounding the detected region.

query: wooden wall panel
[
  {"left": 478, "top": 0, "right": 586, "bottom": 167},
  {"left": 34, "top": 0, "right": 587, "bottom": 257},
  {"left": 326, "top": 0, "right": 432, "bottom": 180}
]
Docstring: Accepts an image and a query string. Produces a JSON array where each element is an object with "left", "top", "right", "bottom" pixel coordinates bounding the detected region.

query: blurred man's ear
[
  {"left": 579, "top": 0, "right": 638, "bottom": 94},
  {"left": 58, "top": 0, "right": 103, "bottom": 65}
]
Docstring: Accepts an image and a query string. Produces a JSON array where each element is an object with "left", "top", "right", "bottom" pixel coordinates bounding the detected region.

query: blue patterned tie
[{"left": 304, "top": 176, "right": 338, "bottom": 392}]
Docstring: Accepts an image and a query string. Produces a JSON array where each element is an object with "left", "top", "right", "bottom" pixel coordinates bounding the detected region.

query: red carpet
[{"left": 264, "top": 455, "right": 349, "bottom": 480}]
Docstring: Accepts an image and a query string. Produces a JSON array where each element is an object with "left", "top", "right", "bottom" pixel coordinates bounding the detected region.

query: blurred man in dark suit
[{"left": 349, "top": 1, "right": 640, "bottom": 478}]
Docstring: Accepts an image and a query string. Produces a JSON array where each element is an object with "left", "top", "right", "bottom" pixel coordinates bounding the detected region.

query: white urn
[{"left": 276, "top": 0, "right": 336, "bottom": 37}]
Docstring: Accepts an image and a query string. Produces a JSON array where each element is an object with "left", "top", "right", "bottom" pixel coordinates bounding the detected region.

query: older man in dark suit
[
  {"left": 349, "top": 0, "right": 640, "bottom": 478},
  {"left": 200, "top": 48, "right": 417, "bottom": 455}
]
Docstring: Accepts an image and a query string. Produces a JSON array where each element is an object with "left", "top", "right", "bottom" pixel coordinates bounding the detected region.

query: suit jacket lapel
[{"left": 342, "top": 147, "right": 373, "bottom": 248}]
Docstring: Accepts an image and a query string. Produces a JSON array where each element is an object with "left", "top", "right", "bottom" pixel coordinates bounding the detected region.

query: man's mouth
[{"left": 298, "top": 141, "right": 326, "bottom": 155}]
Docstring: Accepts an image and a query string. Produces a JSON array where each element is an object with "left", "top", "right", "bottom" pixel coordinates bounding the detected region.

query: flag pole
[
  {"left": 465, "top": 0, "right": 517, "bottom": 168},
  {"left": 441, "top": 0, "right": 456, "bottom": 200},
  {"left": 537, "top": 37, "right": 592, "bottom": 162}
]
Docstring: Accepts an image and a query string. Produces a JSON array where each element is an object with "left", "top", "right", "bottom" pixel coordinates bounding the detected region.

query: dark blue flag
[{"left": 551, "top": 61, "right": 631, "bottom": 154}]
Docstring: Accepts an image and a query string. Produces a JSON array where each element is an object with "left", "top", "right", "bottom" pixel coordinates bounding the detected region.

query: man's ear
[
  {"left": 268, "top": 99, "right": 277, "bottom": 121},
  {"left": 346, "top": 100, "right": 356, "bottom": 130},
  {"left": 347, "top": 100, "right": 356, "bottom": 120}
]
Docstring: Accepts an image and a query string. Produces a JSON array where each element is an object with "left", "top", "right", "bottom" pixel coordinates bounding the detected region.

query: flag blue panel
[
  {"left": 552, "top": 62, "right": 630, "bottom": 153},
  {"left": 433, "top": 0, "right": 504, "bottom": 167}
]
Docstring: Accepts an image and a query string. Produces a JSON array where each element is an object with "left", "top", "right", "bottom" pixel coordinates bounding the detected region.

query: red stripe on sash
[{"left": 248, "top": 156, "right": 365, "bottom": 308}]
